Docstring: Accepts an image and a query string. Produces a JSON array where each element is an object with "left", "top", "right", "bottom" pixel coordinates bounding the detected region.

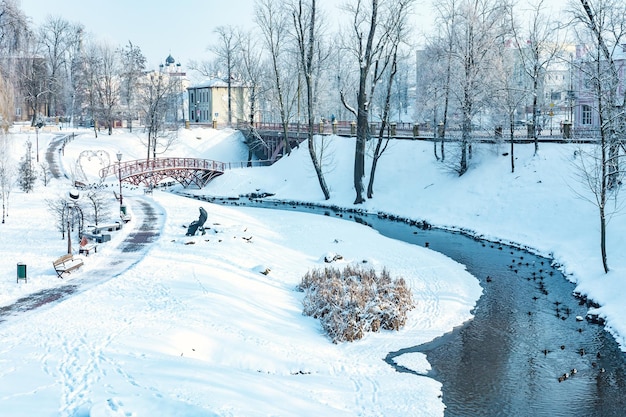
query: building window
[{"left": 582, "top": 105, "right": 592, "bottom": 125}]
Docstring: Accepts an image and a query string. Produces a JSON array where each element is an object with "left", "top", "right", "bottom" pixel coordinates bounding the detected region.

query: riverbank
[{"left": 200, "top": 135, "right": 626, "bottom": 351}]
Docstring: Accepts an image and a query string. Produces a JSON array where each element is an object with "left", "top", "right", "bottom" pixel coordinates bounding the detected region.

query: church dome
[{"left": 165, "top": 54, "right": 175, "bottom": 65}]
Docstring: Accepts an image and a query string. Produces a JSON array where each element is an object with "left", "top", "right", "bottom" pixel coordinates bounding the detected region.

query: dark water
[{"left": 180, "top": 194, "right": 626, "bottom": 417}]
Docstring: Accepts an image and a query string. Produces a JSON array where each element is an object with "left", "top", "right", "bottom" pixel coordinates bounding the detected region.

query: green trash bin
[
  {"left": 17, "top": 262, "right": 27, "bottom": 283},
  {"left": 121, "top": 205, "right": 127, "bottom": 215}
]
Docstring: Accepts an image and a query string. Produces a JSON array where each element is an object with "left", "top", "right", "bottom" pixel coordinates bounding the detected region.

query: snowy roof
[{"left": 189, "top": 78, "right": 246, "bottom": 89}]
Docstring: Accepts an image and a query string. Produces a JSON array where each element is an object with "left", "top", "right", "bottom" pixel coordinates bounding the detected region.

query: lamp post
[
  {"left": 116, "top": 151, "right": 123, "bottom": 213},
  {"left": 66, "top": 190, "right": 82, "bottom": 254}
]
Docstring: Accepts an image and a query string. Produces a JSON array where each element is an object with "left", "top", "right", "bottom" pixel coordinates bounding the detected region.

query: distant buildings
[
  {"left": 571, "top": 44, "right": 626, "bottom": 129},
  {"left": 187, "top": 78, "right": 249, "bottom": 126},
  {"left": 157, "top": 54, "right": 189, "bottom": 124}
]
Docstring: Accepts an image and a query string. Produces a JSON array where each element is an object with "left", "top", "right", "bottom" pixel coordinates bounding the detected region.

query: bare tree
[
  {"left": 0, "top": 0, "right": 30, "bottom": 61},
  {"left": 0, "top": 131, "right": 15, "bottom": 223},
  {"left": 139, "top": 71, "right": 178, "bottom": 161},
  {"left": 510, "top": 0, "right": 563, "bottom": 155},
  {"left": 367, "top": 0, "right": 415, "bottom": 198},
  {"left": 0, "top": 1, "right": 26, "bottom": 129},
  {"left": 569, "top": 0, "right": 626, "bottom": 273},
  {"left": 0, "top": 70, "right": 13, "bottom": 132},
  {"left": 118, "top": 41, "right": 146, "bottom": 132},
  {"left": 62, "top": 24, "right": 84, "bottom": 127},
  {"left": 429, "top": 0, "right": 461, "bottom": 162},
  {"left": 79, "top": 41, "right": 103, "bottom": 137},
  {"left": 256, "top": 0, "right": 295, "bottom": 155},
  {"left": 39, "top": 161, "right": 51, "bottom": 186},
  {"left": 85, "top": 189, "right": 110, "bottom": 226},
  {"left": 236, "top": 29, "right": 270, "bottom": 165},
  {"left": 95, "top": 42, "right": 121, "bottom": 135},
  {"left": 339, "top": 0, "right": 391, "bottom": 204},
  {"left": 443, "top": 0, "right": 510, "bottom": 176},
  {"left": 16, "top": 32, "right": 49, "bottom": 127},
  {"left": 38, "top": 16, "right": 75, "bottom": 118},
  {"left": 492, "top": 40, "right": 529, "bottom": 173},
  {"left": 292, "top": 0, "right": 331, "bottom": 199},
  {"left": 211, "top": 25, "right": 239, "bottom": 127}
]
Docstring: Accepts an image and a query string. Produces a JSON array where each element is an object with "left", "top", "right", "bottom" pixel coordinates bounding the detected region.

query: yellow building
[{"left": 187, "top": 78, "right": 248, "bottom": 126}]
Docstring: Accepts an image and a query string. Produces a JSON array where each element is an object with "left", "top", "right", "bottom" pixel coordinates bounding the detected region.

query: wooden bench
[
  {"left": 52, "top": 253, "right": 84, "bottom": 278},
  {"left": 79, "top": 238, "right": 97, "bottom": 256},
  {"left": 89, "top": 222, "right": 122, "bottom": 234}
]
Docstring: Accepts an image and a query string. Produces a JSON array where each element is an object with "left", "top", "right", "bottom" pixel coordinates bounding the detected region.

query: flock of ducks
[{"left": 484, "top": 249, "right": 610, "bottom": 384}]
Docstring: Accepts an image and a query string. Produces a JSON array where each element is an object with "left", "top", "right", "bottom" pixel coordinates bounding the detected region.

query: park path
[{"left": 0, "top": 134, "right": 163, "bottom": 325}]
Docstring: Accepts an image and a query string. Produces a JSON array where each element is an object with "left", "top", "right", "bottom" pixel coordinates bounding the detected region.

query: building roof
[{"left": 189, "top": 78, "right": 244, "bottom": 89}]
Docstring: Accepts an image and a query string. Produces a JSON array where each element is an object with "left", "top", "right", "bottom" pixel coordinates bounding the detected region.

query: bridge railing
[
  {"left": 100, "top": 157, "right": 226, "bottom": 180},
  {"left": 239, "top": 120, "right": 597, "bottom": 142}
]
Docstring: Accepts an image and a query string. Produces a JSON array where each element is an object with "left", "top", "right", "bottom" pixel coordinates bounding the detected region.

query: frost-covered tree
[
  {"left": 509, "top": 0, "right": 563, "bottom": 155},
  {"left": 138, "top": 71, "right": 179, "bottom": 161},
  {"left": 38, "top": 15, "right": 77, "bottom": 118},
  {"left": 95, "top": 41, "right": 121, "bottom": 136},
  {"left": 367, "top": 0, "right": 415, "bottom": 199},
  {"left": 340, "top": 0, "right": 409, "bottom": 203},
  {"left": 85, "top": 189, "right": 110, "bottom": 226},
  {"left": 569, "top": 0, "right": 626, "bottom": 273},
  {"left": 292, "top": 0, "right": 331, "bottom": 200},
  {"left": 434, "top": 0, "right": 509, "bottom": 176},
  {"left": 38, "top": 161, "right": 51, "bottom": 186},
  {"left": 118, "top": 41, "right": 146, "bottom": 132},
  {"left": 0, "top": 132, "right": 15, "bottom": 223},
  {"left": 0, "top": 71, "right": 13, "bottom": 132},
  {"left": 212, "top": 25, "right": 239, "bottom": 127},
  {"left": 255, "top": 0, "right": 297, "bottom": 155},
  {"left": 17, "top": 141, "right": 36, "bottom": 193}
]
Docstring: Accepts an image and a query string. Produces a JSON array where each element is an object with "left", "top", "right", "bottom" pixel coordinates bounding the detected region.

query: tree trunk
[
  {"left": 367, "top": 138, "right": 384, "bottom": 198},
  {"left": 532, "top": 73, "right": 539, "bottom": 155},
  {"left": 354, "top": 100, "right": 368, "bottom": 203},
  {"left": 510, "top": 120, "right": 515, "bottom": 173},
  {"left": 600, "top": 204, "right": 608, "bottom": 273},
  {"left": 352, "top": 0, "right": 379, "bottom": 204}
]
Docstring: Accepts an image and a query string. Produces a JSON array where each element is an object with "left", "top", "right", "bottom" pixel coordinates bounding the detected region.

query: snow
[{"left": 0, "top": 125, "right": 624, "bottom": 416}]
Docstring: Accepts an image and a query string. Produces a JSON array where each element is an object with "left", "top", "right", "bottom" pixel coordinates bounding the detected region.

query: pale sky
[
  {"left": 20, "top": 0, "right": 446, "bottom": 71},
  {"left": 20, "top": 0, "right": 567, "bottom": 73},
  {"left": 20, "top": 0, "right": 258, "bottom": 69}
]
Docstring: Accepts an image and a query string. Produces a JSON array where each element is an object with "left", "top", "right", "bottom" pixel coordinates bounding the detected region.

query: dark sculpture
[{"left": 186, "top": 207, "right": 208, "bottom": 236}]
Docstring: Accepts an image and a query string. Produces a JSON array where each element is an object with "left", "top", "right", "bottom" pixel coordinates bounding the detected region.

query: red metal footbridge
[{"left": 99, "top": 157, "right": 225, "bottom": 189}]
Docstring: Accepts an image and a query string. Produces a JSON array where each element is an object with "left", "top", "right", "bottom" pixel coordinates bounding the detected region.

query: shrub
[{"left": 298, "top": 265, "right": 415, "bottom": 343}]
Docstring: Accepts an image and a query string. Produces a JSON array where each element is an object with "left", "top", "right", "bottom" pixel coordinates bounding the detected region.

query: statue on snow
[{"left": 186, "top": 207, "right": 208, "bottom": 236}]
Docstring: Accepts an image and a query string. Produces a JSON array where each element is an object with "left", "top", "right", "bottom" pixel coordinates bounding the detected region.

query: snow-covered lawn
[{"left": 0, "top": 125, "right": 624, "bottom": 416}]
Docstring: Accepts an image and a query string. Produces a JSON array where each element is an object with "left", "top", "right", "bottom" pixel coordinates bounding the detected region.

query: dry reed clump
[{"left": 298, "top": 265, "right": 415, "bottom": 343}]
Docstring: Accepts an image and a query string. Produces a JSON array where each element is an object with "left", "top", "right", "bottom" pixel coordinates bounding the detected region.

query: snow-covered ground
[{"left": 0, "top": 125, "right": 624, "bottom": 416}]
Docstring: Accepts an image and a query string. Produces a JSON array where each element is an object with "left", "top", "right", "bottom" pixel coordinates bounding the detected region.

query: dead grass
[{"left": 298, "top": 265, "right": 415, "bottom": 343}]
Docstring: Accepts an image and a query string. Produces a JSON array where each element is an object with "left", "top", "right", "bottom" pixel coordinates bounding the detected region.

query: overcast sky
[{"left": 20, "top": 0, "right": 567, "bottom": 73}]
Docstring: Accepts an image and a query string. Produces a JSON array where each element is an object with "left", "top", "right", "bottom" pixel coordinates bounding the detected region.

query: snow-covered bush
[{"left": 298, "top": 265, "right": 415, "bottom": 343}]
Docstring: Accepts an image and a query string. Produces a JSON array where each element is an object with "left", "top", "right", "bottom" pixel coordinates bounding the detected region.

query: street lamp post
[
  {"left": 116, "top": 151, "right": 123, "bottom": 213},
  {"left": 66, "top": 190, "right": 82, "bottom": 254}
]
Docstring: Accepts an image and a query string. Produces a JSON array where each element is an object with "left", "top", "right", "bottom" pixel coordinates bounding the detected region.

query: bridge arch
[{"left": 99, "top": 157, "right": 225, "bottom": 189}]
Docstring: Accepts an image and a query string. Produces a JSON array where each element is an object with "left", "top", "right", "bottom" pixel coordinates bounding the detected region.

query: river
[{"left": 181, "top": 194, "right": 626, "bottom": 416}]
